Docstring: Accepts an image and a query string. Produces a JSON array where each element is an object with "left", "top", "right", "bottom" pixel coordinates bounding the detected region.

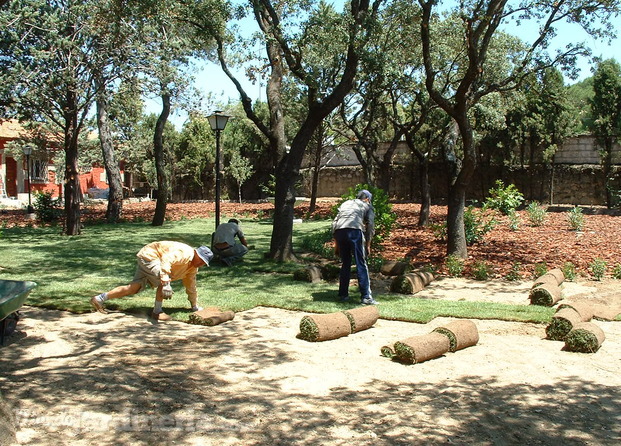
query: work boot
[{"left": 151, "top": 311, "right": 172, "bottom": 321}]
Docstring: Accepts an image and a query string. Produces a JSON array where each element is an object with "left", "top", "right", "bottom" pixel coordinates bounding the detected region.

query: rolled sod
[
  {"left": 557, "top": 301, "right": 594, "bottom": 322},
  {"left": 380, "top": 260, "right": 408, "bottom": 276},
  {"left": 298, "top": 312, "right": 352, "bottom": 342},
  {"left": 564, "top": 322, "right": 606, "bottom": 353},
  {"left": 393, "top": 332, "right": 450, "bottom": 364},
  {"left": 532, "top": 268, "right": 565, "bottom": 288},
  {"left": 188, "top": 308, "right": 235, "bottom": 326},
  {"left": 342, "top": 305, "right": 379, "bottom": 333},
  {"left": 432, "top": 320, "right": 479, "bottom": 352},
  {"left": 390, "top": 272, "right": 433, "bottom": 294},
  {"left": 381, "top": 345, "right": 395, "bottom": 358},
  {"left": 529, "top": 283, "right": 562, "bottom": 306},
  {"left": 532, "top": 274, "right": 559, "bottom": 289},
  {"left": 545, "top": 307, "right": 582, "bottom": 341}
]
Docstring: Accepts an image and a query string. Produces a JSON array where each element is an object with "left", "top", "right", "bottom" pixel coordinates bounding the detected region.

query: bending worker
[
  {"left": 90, "top": 241, "right": 213, "bottom": 321},
  {"left": 332, "top": 189, "right": 378, "bottom": 305},
  {"left": 212, "top": 218, "right": 248, "bottom": 266}
]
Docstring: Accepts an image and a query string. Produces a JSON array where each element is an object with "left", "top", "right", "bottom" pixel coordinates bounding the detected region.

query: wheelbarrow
[{"left": 0, "top": 279, "right": 37, "bottom": 345}]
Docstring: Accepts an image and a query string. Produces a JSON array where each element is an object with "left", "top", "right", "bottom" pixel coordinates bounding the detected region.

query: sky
[{"left": 148, "top": 2, "right": 621, "bottom": 128}]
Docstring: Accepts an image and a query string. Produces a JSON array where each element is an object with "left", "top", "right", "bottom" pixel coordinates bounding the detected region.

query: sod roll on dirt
[
  {"left": 381, "top": 345, "right": 396, "bottom": 358},
  {"left": 393, "top": 332, "right": 450, "bottom": 364},
  {"left": 432, "top": 320, "right": 479, "bottom": 352},
  {"left": 564, "top": 322, "right": 606, "bottom": 353},
  {"left": 557, "top": 301, "right": 594, "bottom": 322},
  {"left": 299, "top": 312, "right": 352, "bottom": 342},
  {"left": 188, "top": 308, "right": 235, "bottom": 326},
  {"left": 342, "top": 305, "right": 379, "bottom": 333},
  {"left": 529, "top": 282, "right": 562, "bottom": 306},
  {"left": 545, "top": 307, "right": 582, "bottom": 340}
]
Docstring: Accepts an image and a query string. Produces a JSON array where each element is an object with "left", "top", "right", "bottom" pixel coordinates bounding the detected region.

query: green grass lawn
[{"left": 0, "top": 215, "right": 554, "bottom": 324}]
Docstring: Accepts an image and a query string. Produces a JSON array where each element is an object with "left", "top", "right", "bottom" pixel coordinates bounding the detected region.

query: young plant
[
  {"left": 567, "top": 206, "right": 585, "bottom": 231},
  {"left": 562, "top": 262, "right": 577, "bottom": 282},
  {"left": 507, "top": 209, "right": 520, "bottom": 231},
  {"left": 526, "top": 201, "right": 547, "bottom": 227},
  {"left": 612, "top": 263, "right": 621, "bottom": 280},
  {"left": 464, "top": 206, "right": 497, "bottom": 245},
  {"left": 534, "top": 262, "right": 548, "bottom": 278},
  {"left": 484, "top": 180, "right": 524, "bottom": 215},
  {"left": 445, "top": 255, "right": 464, "bottom": 277},
  {"left": 472, "top": 261, "right": 491, "bottom": 281},
  {"left": 505, "top": 262, "right": 522, "bottom": 281},
  {"left": 588, "top": 258, "right": 607, "bottom": 281}
]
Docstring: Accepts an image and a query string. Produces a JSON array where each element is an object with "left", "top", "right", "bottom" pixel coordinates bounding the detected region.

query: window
[{"left": 31, "top": 159, "right": 48, "bottom": 183}]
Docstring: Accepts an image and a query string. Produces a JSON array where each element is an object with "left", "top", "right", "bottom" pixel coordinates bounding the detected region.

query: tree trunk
[
  {"left": 604, "top": 137, "right": 613, "bottom": 208},
  {"left": 96, "top": 94, "right": 123, "bottom": 223},
  {"left": 308, "top": 127, "right": 324, "bottom": 216},
  {"left": 418, "top": 156, "right": 431, "bottom": 226},
  {"left": 63, "top": 91, "right": 82, "bottom": 236},
  {"left": 152, "top": 92, "right": 171, "bottom": 227}
]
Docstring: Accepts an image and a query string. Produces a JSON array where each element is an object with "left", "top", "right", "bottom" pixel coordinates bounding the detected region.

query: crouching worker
[
  {"left": 90, "top": 241, "right": 214, "bottom": 321},
  {"left": 212, "top": 218, "right": 248, "bottom": 266}
]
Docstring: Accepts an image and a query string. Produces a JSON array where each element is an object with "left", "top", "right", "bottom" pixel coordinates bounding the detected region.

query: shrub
[
  {"left": 472, "top": 261, "right": 491, "bottom": 280},
  {"left": 446, "top": 255, "right": 464, "bottom": 277},
  {"left": 588, "top": 258, "right": 607, "bottom": 281},
  {"left": 464, "top": 206, "right": 497, "bottom": 245},
  {"left": 300, "top": 228, "right": 335, "bottom": 258},
  {"left": 430, "top": 222, "right": 447, "bottom": 242},
  {"left": 333, "top": 184, "right": 398, "bottom": 249},
  {"left": 33, "top": 191, "right": 62, "bottom": 222},
  {"left": 505, "top": 262, "right": 522, "bottom": 281},
  {"left": 562, "top": 262, "right": 577, "bottom": 282},
  {"left": 534, "top": 262, "right": 548, "bottom": 278},
  {"left": 567, "top": 206, "right": 585, "bottom": 231},
  {"left": 507, "top": 209, "right": 520, "bottom": 231},
  {"left": 612, "top": 263, "right": 621, "bottom": 280},
  {"left": 526, "top": 201, "right": 547, "bottom": 226},
  {"left": 484, "top": 180, "right": 524, "bottom": 215}
]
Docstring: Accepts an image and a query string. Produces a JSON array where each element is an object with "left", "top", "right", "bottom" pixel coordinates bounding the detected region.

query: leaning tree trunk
[
  {"left": 308, "top": 127, "right": 324, "bottom": 215},
  {"left": 152, "top": 92, "right": 171, "bottom": 227},
  {"left": 96, "top": 94, "right": 124, "bottom": 223},
  {"left": 63, "top": 92, "right": 82, "bottom": 236}
]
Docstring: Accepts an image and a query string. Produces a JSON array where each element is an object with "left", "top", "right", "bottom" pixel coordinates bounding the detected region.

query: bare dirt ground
[{"left": 1, "top": 277, "right": 620, "bottom": 446}]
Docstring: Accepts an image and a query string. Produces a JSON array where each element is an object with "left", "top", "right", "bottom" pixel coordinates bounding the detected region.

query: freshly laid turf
[{"left": 0, "top": 216, "right": 558, "bottom": 324}]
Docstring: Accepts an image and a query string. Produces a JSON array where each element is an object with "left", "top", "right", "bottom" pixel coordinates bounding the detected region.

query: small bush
[
  {"left": 472, "top": 261, "right": 491, "bottom": 280},
  {"left": 446, "top": 255, "right": 464, "bottom": 277},
  {"left": 464, "top": 206, "right": 497, "bottom": 245},
  {"left": 567, "top": 206, "right": 585, "bottom": 231},
  {"left": 562, "top": 262, "right": 577, "bottom": 282},
  {"left": 588, "top": 258, "right": 607, "bottom": 281},
  {"left": 484, "top": 180, "right": 524, "bottom": 215},
  {"left": 526, "top": 201, "right": 547, "bottom": 227},
  {"left": 505, "top": 262, "right": 522, "bottom": 281},
  {"left": 33, "top": 191, "right": 62, "bottom": 222},
  {"left": 430, "top": 222, "right": 447, "bottom": 242},
  {"left": 300, "top": 228, "right": 334, "bottom": 258},
  {"left": 507, "top": 209, "right": 520, "bottom": 231},
  {"left": 534, "top": 262, "right": 548, "bottom": 278},
  {"left": 612, "top": 263, "right": 621, "bottom": 280}
]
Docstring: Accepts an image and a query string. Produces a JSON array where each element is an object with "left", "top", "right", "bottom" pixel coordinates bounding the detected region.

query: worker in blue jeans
[{"left": 332, "top": 189, "right": 378, "bottom": 305}]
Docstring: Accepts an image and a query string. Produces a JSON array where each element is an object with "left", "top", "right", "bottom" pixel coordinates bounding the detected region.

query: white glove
[{"left": 161, "top": 283, "right": 174, "bottom": 298}]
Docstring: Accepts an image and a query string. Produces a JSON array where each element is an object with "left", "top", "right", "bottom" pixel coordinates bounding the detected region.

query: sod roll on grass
[
  {"left": 564, "top": 322, "right": 606, "bottom": 353},
  {"left": 298, "top": 312, "right": 352, "bottom": 342},
  {"left": 342, "top": 306, "right": 379, "bottom": 333},
  {"left": 393, "top": 332, "right": 450, "bottom": 364},
  {"left": 432, "top": 320, "right": 479, "bottom": 352},
  {"left": 529, "top": 283, "right": 562, "bottom": 306},
  {"left": 557, "top": 301, "right": 594, "bottom": 322},
  {"left": 390, "top": 271, "right": 434, "bottom": 295},
  {"left": 188, "top": 308, "right": 235, "bottom": 326},
  {"left": 545, "top": 307, "right": 582, "bottom": 341}
]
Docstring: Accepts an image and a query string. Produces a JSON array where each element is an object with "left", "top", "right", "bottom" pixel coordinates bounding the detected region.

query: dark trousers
[{"left": 334, "top": 228, "right": 372, "bottom": 300}]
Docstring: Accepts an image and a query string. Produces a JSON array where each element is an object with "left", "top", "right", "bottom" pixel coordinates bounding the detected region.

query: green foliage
[
  {"left": 588, "top": 257, "right": 607, "bottom": 281},
  {"left": 260, "top": 174, "right": 276, "bottom": 197},
  {"left": 464, "top": 206, "right": 497, "bottom": 245},
  {"left": 299, "top": 228, "right": 334, "bottom": 258},
  {"left": 472, "top": 260, "right": 491, "bottom": 281},
  {"left": 567, "top": 206, "right": 585, "bottom": 231},
  {"left": 526, "top": 201, "right": 546, "bottom": 226},
  {"left": 430, "top": 222, "right": 447, "bottom": 241},
  {"left": 226, "top": 151, "right": 255, "bottom": 203},
  {"left": 505, "top": 262, "right": 522, "bottom": 281},
  {"left": 507, "top": 209, "right": 520, "bottom": 231},
  {"left": 562, "top": 262, "right": 577, "bottom": 282},
  {"left": 612, "top": 263, "right": 621, "bottom": 280},
  {"left": 446, "top": 254, "right": 464, "bottom": 277},
  {"left": 333, "top": 184, "right": 397, "bottom": 248},
  {"left": 534, "top": 262, "right": 548, "bottom": 278},
  {"left": 484, "top": 180, "right": 524, "bottom": 215},
  {"left": 33, "top": 191, "right": 62, "bottom": 222}
]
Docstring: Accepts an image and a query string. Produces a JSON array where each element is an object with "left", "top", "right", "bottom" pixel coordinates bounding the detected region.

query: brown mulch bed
[{"left": 2, "top": 200, "right": 620, "bottom": 279}]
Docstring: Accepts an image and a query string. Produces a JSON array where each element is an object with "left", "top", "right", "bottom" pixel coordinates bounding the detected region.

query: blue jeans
[{"left": 334, "top": 228, "right": 372, "bottom": 300}]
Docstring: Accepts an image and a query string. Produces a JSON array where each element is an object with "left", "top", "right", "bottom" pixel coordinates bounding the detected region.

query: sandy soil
[{"left": 1, "top": 278, "right": 620, "bottom": 446}]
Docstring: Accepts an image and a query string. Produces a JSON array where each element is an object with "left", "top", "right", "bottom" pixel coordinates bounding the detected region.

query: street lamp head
[
  {"left": 22, "top": 143, "right": 34, "bottom": 156},
  {"left": 207, "top": 110, "right": 230, "bottom": 131}
]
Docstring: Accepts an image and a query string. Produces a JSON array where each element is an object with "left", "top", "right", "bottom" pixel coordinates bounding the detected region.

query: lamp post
[
  {"left": 207, "top": 110, "right": 230, "bottom": 230},
  {"left": 22, "top": 144, "right": 34, "bottom": 214}
]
